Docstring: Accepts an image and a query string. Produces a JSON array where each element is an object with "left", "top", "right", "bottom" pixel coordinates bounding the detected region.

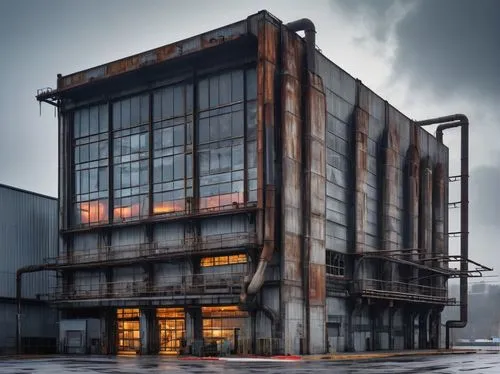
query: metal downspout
[
  {"left": 417, "top": 114, "right": 469, "bottom": 349},
  {"left": 16, "top": 264, "right": 52, "bottom": 354},
  {"left": 242, "top": 18, "right": 317, "bottom": 307}
]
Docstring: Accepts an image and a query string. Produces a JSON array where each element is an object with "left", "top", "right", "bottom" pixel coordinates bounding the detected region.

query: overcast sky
[{"left": 0, "top": 0, "right": 498, "bottom": 276}]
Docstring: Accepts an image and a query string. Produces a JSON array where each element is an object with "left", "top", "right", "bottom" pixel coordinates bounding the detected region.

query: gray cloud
[
  {"left": 334, "top": 0, "right": 500, "bottom": 101},
  {"left": 470, "top": 164, "right": 500, "bottom": 227}
]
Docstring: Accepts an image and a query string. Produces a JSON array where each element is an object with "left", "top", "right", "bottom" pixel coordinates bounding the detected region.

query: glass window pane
[
  {"left": 80, "top": 144, "right": 89, "bottom": 163},
  {"left": 163, "top": 156, "right": 173, "bottom": 182},
  {"left": 122, "top": 136, "right": 131, "bottom": 156},
  {"left": 198, "top": 150, "right": 209, "bottom": 176},
  {"left": 89, "top": 142, "right": 99, "bottom": 161},
  {"left": 246, "top": 102, "right": 257, "bottom": 139},
  {"left": 75, "top": 171, "right": 81, "bottom": 195},
  {"left": 163, "top": 127, "right": 173, "bottom": 148},
  {"left": 232, "top": 70, "right": 244, "bottom": 102},
  {"left": 219, "top": 73, "right": 231, "bottom": 105},
  {"left": 130, "top": 134, "right": 140, "bottom": 154},
  {"left": 113, "top": 102, "right": 121, "bottom": 130},
  {"left": 220, "top": 147, "right": 231, "bottom": 171},
  {"left": 210, "top": 148, "right": 219, "bottom": 173},
  {"left": 163, "top": 88, "right": 174, "bottom": 119},
  {"left": 198, "top": 118, "right": 209, "bottom": 144},
  {"left": 121, "top": 98, "right": 130, "bottom": 128},
  {"left": 114, "top": 165, "right": 122, "bottom": 190},
  {"left": 173, "top": 125, "right": 184, "bottom": 146},
  {"left": 173, "top": 154, "right": 184, "bottom": 180},
  {"left": 74, "top": 146, "right": 80, "bottom": 164},
  {"left": 186, "top": 154, "right": 192, "bottom": 179},
  {"left": 186, "top": 122, "right": 192, "bottom": 145},
  {"left": 89, "top": 106, "right": 99, "bottom": 135},
  {"left": 219, "top": 114, "right": 231, "bottom": 139},
  {"left": 153, "top": 91, "right": 162, "bottom": 122},
  {"left": 154, "top": 158, "right": 162, "bottom": 183},
  {"left": 198, "top": 79, "right": 209, "bottom": 111},
  {"left": 114, "top": 138, "right": 121, "bottom": 157},
  {"left": 122, "top": 163, "right": 131, "bottom": 188},
  {"left": 99, "top": 141, "right": 108, "bottom": 160},
  {"left": 73, "top": 111, "right": 80, "bottom": 139},
  {"left": 232, "top": 143, "right": 243, "bottom": 170},
  {"left": 130, "top": 96, "right": 140, "bottom": 125},
  {"left": 209, "top": 116, "right": 219, "bottom": 142},
  {"left": 81, "top": 169, "right": 89, "bottom": 194},
  {"left": 174, "top": 86, "right": 184, "bottom": 117},
  {"left": 231, "top": 111, "right": 243, "bottom": 138},
  {"left": 89, "top": 168, "right": 98, "bottom": 192},
  {"left": 140, "top": 133, "right": 148, "bottom": 153},
  {"left": 140, "top": 94, "right": 149, "bottom": 123},
  {"left": 80, "top": 109, "right": 89, "bottom": 137},
  {"left": 99, "top": 167, "right": 108, "bottom": 191},
  {"left": 154, "top": 129, "right": 162, "bottom": 150},
  {"left": 99, "top": 104, "right": 108, "bottom": 133},
  {"left": 246, "top": 69, "right": 257, "bottom": 100},
  {"left": 209, "top": 76, "right": 219, "bottom": 108},
  {"left": 131, "top": 161, "right": 140, "bottom": 186},
  {"left": 140, "top": 160, "right": 148, "bottom": 185},
  {"left": 247, "top": 141, "right": 256, "bottom": 168}
]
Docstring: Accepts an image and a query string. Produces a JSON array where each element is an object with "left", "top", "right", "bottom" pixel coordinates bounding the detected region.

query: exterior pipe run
[
  {"left": 16, "top": 264, "right": 53, "bottom": 355},
  {"left": 242, "top": 18, "right": 317, "bottom": 303},
  {"left": 417, "top": 114, "right": 469, "bottom": 349}
]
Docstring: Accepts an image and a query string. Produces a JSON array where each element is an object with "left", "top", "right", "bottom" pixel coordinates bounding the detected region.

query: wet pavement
[{"left": 1, "top": 353, "right": 500, "bottom": 373}]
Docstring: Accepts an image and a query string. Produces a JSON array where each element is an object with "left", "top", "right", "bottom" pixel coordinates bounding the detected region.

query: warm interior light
[
  {"left": 79, "top": 200, "right": 108, "bottom": 223},
  {"left": 153, "top": 199, "right": 186, "bottom": 214},
  {"left": 200, "top": 254, "right": 247, "bottom": 267},
  {"left": 199, "top": 192, "right": 244, "bottom": 210}
]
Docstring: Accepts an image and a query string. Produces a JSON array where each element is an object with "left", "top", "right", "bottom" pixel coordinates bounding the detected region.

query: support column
[
  {"left": 103, "top": 308, "right": 117, "bottom": 355},
  {"left": 186, "top": 307, "right": 202, "bottom": 355},
  {"left": 404, "top": 307, "right": 415, "bottom": 350},
  {"left": 429, "top": 308, "right": 441, "bottom": 349},
  {"left": 418, "top": 310, "right": 429, "bottom": 349},
  {"left": 388, "top": 303, "right": 395, "bottom": 350}
]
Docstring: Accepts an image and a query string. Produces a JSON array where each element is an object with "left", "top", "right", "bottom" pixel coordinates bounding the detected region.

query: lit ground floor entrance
[
  {"left": 157, "top": 308, "right": 185, "bottom": 355},
  {"left": 201, "top": 306, "right": 250, "bottom": 355},
  {"left": 116, "top": 308, "right": 140, "bottom": 354}
]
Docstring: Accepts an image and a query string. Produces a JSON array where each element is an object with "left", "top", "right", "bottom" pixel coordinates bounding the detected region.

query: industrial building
[
  {"left": 0, "top": 184, "right": 58, "bottom": 354},
  {"left": 34, "top": 10, "right": 490, "bottom": 355}
]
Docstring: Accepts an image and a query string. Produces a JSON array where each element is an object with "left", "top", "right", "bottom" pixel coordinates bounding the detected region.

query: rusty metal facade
[{"left": 33, "top": 10, "right": 491, "bottom": 356}]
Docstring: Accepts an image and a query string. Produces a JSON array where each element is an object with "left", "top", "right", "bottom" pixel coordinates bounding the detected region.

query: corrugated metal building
[
  {"left": 0, "top": 184, "right": 58, "bottom": 354},
  {"left": 35, "top": 11, "right": 488, "bottom": 355}
]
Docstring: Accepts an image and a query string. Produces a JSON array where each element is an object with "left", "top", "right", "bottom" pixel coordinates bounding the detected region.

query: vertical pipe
[{"left": 417, "top": 114, "right": 469, "bottom": 349}]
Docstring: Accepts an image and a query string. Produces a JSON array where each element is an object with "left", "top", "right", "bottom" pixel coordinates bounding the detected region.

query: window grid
[
  {"left": 73, "top": 104, "right": 109, "bottom": 226},
  {"left": 326, "top": 251, "right": 345, "bottom": 277},
  {"left": 112, "top": 94, "right": 150, "bottom": 222},
  {"left": 200, "top": 254, "right": 247, "bottom": 267},
  {"left": 70, "top": 66, "right": 258, "bottom": 228},
  {"left": 152, "top": 83, "right": 193, "bottom": 215},
  {"left": 197, "top": 69, "right": 255, "bottom": 209}
]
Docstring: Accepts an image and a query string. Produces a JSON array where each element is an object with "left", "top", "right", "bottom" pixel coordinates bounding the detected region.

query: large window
[
  {"left": 71, "top": 66, "right": 258, "bottom": 227},
  {"left": 73, "top": 105, "right": 109, "bottom": 226},
  {"left": 197, "top": 69, "right": 256, "bottom": 209},
  {"left": 326, "top": 251, "right": 345, "bottom": 277},
  {"left": 152, "top": 83, "right": 193, "bottom": 215},
  {"left": 112, "top": 95, "right": 150, "bottom": 222}
]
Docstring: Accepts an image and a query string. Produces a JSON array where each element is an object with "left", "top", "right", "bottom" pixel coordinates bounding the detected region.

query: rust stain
[
  {"left": 308, "top": 264, "right": 326, "bottom": 305},
  {"left": 419, "top": 157, "right": 433, "bottom": 256},
  {"left": 382, "top": 124, "right": 400, "bottom": 252},
  {"left": 354, "top": 106, "right": 368, "bottom": 253},
  {"left": 407, "top": 144, "right": 420, "bottom": 253},
  {"left": 433, "top": 163, "right": 445, "bottom": 256},
  {"left": 58, "top": 21, "right": 247, "bottom": 91}
]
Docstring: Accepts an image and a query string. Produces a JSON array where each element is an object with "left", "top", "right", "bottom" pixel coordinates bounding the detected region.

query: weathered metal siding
[
  {"left": 0, "top": 185, "right": 58, "bottom": 299},
  {"left": 0, "top": 302, "right": 58, "bottom": 353},
  {"left": 280, "top": 26, "right": 304, "bottom": 355},
  {"left": 316, "top": 54, "right": 355, "bottom": 254}
]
